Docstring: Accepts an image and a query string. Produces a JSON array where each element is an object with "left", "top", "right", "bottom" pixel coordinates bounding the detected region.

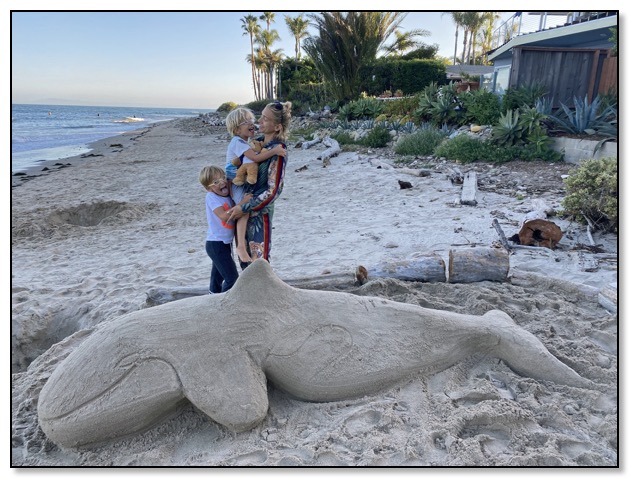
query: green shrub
[
  {"left": 382, "top": 95, "right": 421, "bottom": 117},
  {"left": 331, "top": 131, "right": 356, "bottom": 145},
  {"left": 501, "top": 83, "right": 547, "bottom": 112},
  {"left": 394, "top": 127, "right": 447, "bottom": 156},
  {"left": 216, "top": 102, "right": 238, "bottom": 113},
  {"left": 459, "top": 89, "right": 501, "bottom": 125},
  {"left": 562, "top": 157, "right": 618, "bottom": 232},
  {"left": 434, "top": 134, "right": 563, "bottom": 164},
  {"left": 361, "top": 126, "right": 391, "bottom": 148},
  {"left": 243, "top": 99, "right": 272, "bottom": 114},
  {"left": 359, "top": 58, "right": 447, "bottom": 97},
  {"left": 434, "top": 135, "right": 502, "bottom": 163}
]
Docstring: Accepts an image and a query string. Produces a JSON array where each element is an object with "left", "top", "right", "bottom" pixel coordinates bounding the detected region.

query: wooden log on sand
[
  {"left": 598, "top": 282, "right": 617, "bottom": 314},
  {"left": 317, "top": 137, "right": 341, "bottom": 162},
  {"left": 301, "top": 135, "right": 321, "bottom": 150},
  {"left": 369, "top": 253, "right": 446, "bottom": 282},
  {"left": 146, "top": 255, "right": 446, "bottom": 307},
  {"left": 146, "top": 273, "right": 361, "bottom": 307},
  {"left": 460, "top": 171, "right": 478, "bottom": 206},
  {"left": 448, "top": 247, "right": 509, "bottom": 283}
]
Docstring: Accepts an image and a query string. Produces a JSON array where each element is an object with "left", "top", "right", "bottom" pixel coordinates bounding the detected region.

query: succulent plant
[{"left": 491, "top": 109, "right": 525, "bottom": 146}]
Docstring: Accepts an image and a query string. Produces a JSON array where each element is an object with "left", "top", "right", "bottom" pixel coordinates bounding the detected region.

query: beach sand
[{"left": 11, "top": 118, "right": 617, "bottom": 466}]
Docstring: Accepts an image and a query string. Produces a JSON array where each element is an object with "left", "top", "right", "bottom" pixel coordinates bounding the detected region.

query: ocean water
[{"left": 11, "top": 104, "right": 214, "bottom": 173}]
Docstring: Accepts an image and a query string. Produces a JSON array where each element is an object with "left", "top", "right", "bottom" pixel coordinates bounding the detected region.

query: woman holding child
[
  {"left": 228, "top": 100, "right": 291, "bottom": 268},
  {"left": 199, "top": 101, "right": 290, "bottom": 293}
]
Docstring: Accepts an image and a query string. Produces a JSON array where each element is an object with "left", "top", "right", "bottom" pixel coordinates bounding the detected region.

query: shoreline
[{"left": 11, "top": 124, "right": 156, "bottom": 188}]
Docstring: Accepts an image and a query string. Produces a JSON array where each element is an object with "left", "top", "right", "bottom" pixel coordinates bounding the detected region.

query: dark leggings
[{"left": 205, "top": 241, "right": 239, "bottom": 293}]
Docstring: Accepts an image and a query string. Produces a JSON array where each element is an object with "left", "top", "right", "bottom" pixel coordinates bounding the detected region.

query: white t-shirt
[
  {"left": 226, "top": 136, "right": 254, "bottom": 180},
  {"left": 205, "top": 192, "right": 235, "bottom": 243}
]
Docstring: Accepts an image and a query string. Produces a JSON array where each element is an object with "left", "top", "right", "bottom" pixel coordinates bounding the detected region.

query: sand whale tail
[{"left": 482, "top": 310, "right": 596, "bottom": 389}]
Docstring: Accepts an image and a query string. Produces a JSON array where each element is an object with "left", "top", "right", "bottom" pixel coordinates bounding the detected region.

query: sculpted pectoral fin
[{"left": 179, "top": 351, "right": 269, "bottom": 432}]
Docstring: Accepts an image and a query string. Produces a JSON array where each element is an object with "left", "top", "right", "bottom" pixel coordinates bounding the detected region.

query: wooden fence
[{"left": 510, "top": 47, "right": 616, "bottom": 106}]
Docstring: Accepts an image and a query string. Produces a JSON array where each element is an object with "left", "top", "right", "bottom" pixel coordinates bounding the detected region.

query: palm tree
[
  {"left": 466, "top": 12, "right": 486, "bottom": 64},
  {"left": 260, "top": 12, "right": 275, "bottom": 31},
  {"left": 478, "top": 12, "right": 501, "bottom": 64},
  {"left": 241, "top": 14, "right": 261, "bottom": 100},
  {"left": 257, "top": 29, "right": 283, "bottom": 99},
  {"left": 459, "top": 11, "right": 479, "bottom": 64},
  {"left": 285, "top": 14, "right": 310, "bottom": 60},
  {"left": 382, "top": 28, "right": 430, "bottom": 56},
  {"left": 443, "top": 12, "right": 466, "bottom": 65},
  {"left": 303, "top": 12, "right": 406, "bottom": 102}
]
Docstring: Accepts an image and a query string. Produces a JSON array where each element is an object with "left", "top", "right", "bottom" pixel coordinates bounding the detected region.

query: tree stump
[{"left": 448, "top": 247, "right": 509, "bottom": 283}]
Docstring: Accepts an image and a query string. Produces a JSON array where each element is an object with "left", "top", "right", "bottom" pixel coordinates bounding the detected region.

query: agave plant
[
  {"left": 519, "top": 105, "right": 547, "bottom": 135},
  {"left": 338, "top": 104, "right": 353, "bottom": 121},
  {"left": 547, "top": 95, "right": 616, "bottom": 135},
  {"left": 401, "top": 121, "right": 417, "bottom": 134},
  {"left": 491, "top": 109, "right": 525, "bottom": 146},
  {"left": 534, "top": 96, "right": 554, "bottom": 115},
  {"left": 428, "top": 96, "right": 457, "bottom": 126}
]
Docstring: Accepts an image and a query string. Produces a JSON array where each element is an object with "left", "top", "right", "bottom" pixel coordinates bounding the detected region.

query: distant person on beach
[
  {"left": 228, "top": 101, "right": 290, "bottom": 268},
  {"left": 199, "top": 165, "right": 251, "bottom": 293},
  {"left": 224, "top": 107, "right": 285, "bottom": 264}
]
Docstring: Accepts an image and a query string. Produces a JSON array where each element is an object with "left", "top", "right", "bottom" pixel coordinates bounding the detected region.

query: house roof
[
  {"left": 445, "top": 65, "right": 494, "bottom": 79},
  {"left": 487, "top": 14, "right": 617, "bottom": 62}
]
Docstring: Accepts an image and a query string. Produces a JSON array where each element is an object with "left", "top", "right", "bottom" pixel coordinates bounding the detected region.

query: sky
[{"left": 10, "top": 8, "right": 517, "bottom": 109}]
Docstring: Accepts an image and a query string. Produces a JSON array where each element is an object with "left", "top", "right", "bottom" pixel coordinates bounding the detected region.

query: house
[{"left": 483, "top": 11, "right": 617, "bottom": 106}]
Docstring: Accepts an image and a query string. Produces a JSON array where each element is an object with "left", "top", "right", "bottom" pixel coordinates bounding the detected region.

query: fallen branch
[
  {"left": 491, "top": 219, "right": 513, "bottom": 251},
  {"left": 317, "top": 137, "right": 341, "bottom": 162},
  {"left": 301, "top": 135, "right": 321, "bottom": 150}
]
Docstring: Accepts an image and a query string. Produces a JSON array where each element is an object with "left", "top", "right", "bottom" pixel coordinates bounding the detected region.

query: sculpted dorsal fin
[{"left": 224, "top": 259, "right": 294, "bottom": 306}]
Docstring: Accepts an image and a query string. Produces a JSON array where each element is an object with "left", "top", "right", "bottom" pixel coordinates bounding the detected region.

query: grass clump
[
  {"left": 562, "top": 157, "right": 617, "bottom": 232},
  {"left": 434, "top": 135, "right": 507, "bottom": 163},
  {"left": 394, "top": 127, "right": 447, "bottom": 156},
  {"left": 362, "top": 126, "right": 391, "bottom": 148}
]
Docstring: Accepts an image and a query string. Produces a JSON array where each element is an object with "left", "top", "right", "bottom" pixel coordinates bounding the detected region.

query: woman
[{"left": 228, "top": 101, "right": 291, "bottom": 268}]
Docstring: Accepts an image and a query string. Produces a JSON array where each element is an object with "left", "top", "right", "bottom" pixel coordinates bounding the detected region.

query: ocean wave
[{"left": 113, "top": 117, "right": 145, "bottom": 123}]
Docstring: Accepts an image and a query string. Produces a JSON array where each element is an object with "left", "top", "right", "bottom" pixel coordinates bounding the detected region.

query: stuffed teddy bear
[{"left": 231, "top": 140, "right": 263, "bottom": 186}]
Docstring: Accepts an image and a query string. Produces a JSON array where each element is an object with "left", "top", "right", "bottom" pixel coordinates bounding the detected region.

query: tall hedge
[{"left": 359, "top": 59, "right": 447, "bottom": 96}]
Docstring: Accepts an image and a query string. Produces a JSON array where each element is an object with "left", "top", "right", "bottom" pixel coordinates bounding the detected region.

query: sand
[{"left": 11, "top": 118, "right": 618, "bottom": 467}]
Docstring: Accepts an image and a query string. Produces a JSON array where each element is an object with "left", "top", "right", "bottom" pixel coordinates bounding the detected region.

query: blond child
[
  {"left": 225, "top": 107, "right": 284, "bottom": 263},
  {"left": 199, "top": 165, "right": 251, "bottom": 293}
]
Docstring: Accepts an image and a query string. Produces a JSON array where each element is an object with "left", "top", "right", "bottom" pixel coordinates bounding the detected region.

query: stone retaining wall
[{"left": 551, "top": 137, "right": 617, "bottom": 164}]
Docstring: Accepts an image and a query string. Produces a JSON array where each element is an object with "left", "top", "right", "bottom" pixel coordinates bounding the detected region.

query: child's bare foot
[{"left": 236, "top": 247, "right": 252, "bottom": 263}]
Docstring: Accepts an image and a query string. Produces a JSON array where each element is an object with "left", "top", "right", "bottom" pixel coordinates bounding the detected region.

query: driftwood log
[
  {"left": 598, "top": 282, "right": 617, "bottom": 314},
  {"left": 301, "top": 135, "right": 321, "bottom": 150},
  {"left": 368, "top": 253, "right": 446, "bottom": 282},
  {"left": 446, "top": 166, "right": 464, "bottom": 184},
  {"left": 317, "top": 137, "right": 341, "bottom": 162},
  {"left": 460, "top": 171, "right": 478, "bottom": 206},
  {"left": 146, "top": 273, "right": 361, "bottom": 307},
  {"left": 147, "top": 248, "right": 517, "bottom": 307},
  {"left": 448, "top": 247, "right": 509, "bottom": 283},
  {"left": 491, "top": 219, "right": 513, "bottom": 251},
  {"left": 147, "top": 255, "right": 450, "bottom": 307}
]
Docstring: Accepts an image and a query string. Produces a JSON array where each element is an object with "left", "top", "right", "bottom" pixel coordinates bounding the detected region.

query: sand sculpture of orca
[{"left": 37, "top": 259, "right": 594, "bottom": 448}]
